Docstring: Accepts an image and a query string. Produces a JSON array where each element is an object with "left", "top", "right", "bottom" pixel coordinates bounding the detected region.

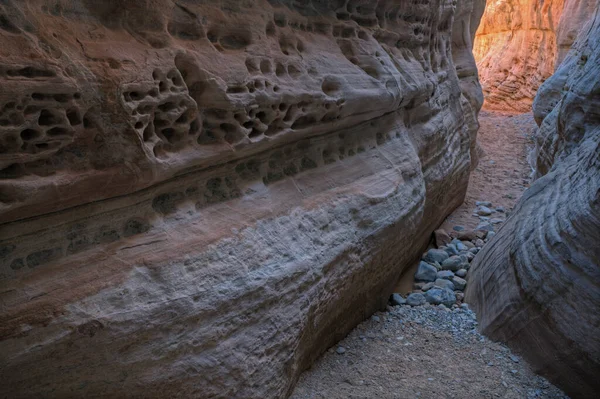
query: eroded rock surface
[
  {"left": 473, "top": 0, "right": 598, "bottom": 112},
  {"left": 0, "top": 1, "right": 483, "bottom": 397},
  {"left": 466, "top": 8, "right": 600, "bottom": 398}
]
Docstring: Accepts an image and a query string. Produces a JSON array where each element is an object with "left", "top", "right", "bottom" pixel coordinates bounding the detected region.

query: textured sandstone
[
  {"left": 473, "top": 0, "right": 599, "bottom": 112},
  {"left": 0, "top": 1, "right": 483, "bottom": 397},
  {"left": 466, "top": 8, "right": 600, "bottom": 398}
]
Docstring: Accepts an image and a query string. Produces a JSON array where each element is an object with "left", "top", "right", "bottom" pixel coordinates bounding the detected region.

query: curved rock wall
[
  {"left": 473, "top": 0, "right": 598, "bottom": 112},
  {"left": 0, "top": 1, "right": 483, "bottom": 397},
  {"left": 466, "top": 8, "right": 600, "bottom": 398}
]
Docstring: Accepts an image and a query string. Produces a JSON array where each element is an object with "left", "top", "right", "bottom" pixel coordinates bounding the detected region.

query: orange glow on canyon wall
[{"left": 473, "top": 0, "right": 597, "bottom": 112}]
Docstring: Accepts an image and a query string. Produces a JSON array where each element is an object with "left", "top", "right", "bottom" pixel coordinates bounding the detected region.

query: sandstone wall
[
  {"left": 0, "top": 1, "right": 483, "bottom": 397},
  {"left": 466, "top": 7, "right": 600, "bottom": 398},
  {"left": 473, "top": 0, "right": 598, "bottom": 112}
]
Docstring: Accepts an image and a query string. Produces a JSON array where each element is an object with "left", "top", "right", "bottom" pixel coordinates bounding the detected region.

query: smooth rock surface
[
  {"left": 457, "top": 230, "right": 477, "bottom": 241},
  {"left": 437, "top": 270, "right": 455, "bottom": 280},
  {"left": 476, "top": 206, "right": 492, "bottom": 216},
  {"left": 444, "top": 243, "right": 460, "bottom": 256},
  {"left": 406, "top": 293, "right": 427, "bottom": 307},
  {"left": 451, "top": 276, "right": 467, "bottom": 291},
  {"left": 0, "top": 1, "right": 484, "bottom": 397},
  {"left": 423, "top": 249, "right": 450, "bottom": 264},
  {"left": 421, "top": 282, "right": 434, "bottom": 292},
  {"left": 425, "top": 288, "right": 456, "bottom": 307},
  {"left": 467, "top": 8, "right": 600, "bottom": 398},
  {"left": 415, "top": 261, "right": 438, "bottom": 283},
  {"left": 390, "top": 293, "right": 406, "bottom": 306},
  {"left": 434, "top": 229, "right": 452, "bottom": 247},
  {"left": 441, "top": 256, "right": 464, "bottom": 271},
  {"left": 434, "top": 278, "right": 455, "bottom": 291}
]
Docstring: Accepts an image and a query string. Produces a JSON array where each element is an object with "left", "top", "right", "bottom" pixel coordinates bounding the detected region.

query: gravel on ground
[
  {"left": 291, "top": 111, "right": 568, "bottom": 399},
  {"left": 291, "top": 305, "right": 568, "bottom": 399}
]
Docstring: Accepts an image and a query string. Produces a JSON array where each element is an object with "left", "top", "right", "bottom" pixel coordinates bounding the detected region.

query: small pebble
[
  {"left": 441, "top": 256, "right": 464, "bottom": 271},
  {"left": 476, "top": 222, "right": 494, "bottom": 232},
  {"left": 336, "top": 346, "right": 346, "bottom": 355},
  {"left": 434, "top": 229, "right": 452, "bottom": 247},
  {"left": 425, "top": 287, "right": 456, "bottom": 307},
  {"left": 451, "top": 276, "right": 467, "bottom": 291},
  {"left": 437, "top": 270, "right": 455, "bottom": 280},
  {"left": 423, "top": 249, "right": 450, "bottom": 264},
  {"left": 456, "top": 242, "right": 469, "bottom": 251},
  {"left": 445, "top": 244, "right": 460, "bottom": 256},
  {"left": 462, "top": 241, "right": 475, "bottom": 249},
  {"left": 477, "top": 206, "right": 493, "bottom": 216},
  {"left": 390, "top": 293, "right": 406, "bottom": 306},
  {"left": 406, "top": 293, "right": 426, "bottom": 306},
  {"left": 415, "top": 261, "right": 437, "bottom": 282},
  {"left": 434, "top": 278, "right": 455, "bottom": 290},
  {"left": 422, "top": 282, "right": 434, "bottom": 291}
]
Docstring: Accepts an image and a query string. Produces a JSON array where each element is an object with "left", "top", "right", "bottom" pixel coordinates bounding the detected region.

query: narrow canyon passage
[
  {"left": 290, "top": 112, "right": 567, "bottom": 399},
  {"left": 394, "top": 110, "right": 537, "bottom": 294},
  {"left": 439, "top": 110, "right": 536, "bottom": 233}
]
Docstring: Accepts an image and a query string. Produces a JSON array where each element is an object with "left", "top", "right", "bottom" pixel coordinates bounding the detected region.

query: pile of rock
[
  {"left": 391, "top": 201, "right": 505, "bottom": 308},
  {"left": 472, "top": 200, "right": 506, "bottom": 237}
]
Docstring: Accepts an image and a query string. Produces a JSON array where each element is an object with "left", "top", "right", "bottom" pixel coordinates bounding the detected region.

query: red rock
[
  {"left": 457, "top": 230, "right": 477, "bottom": 241},
  {"left": 0, "top": 1, "right": 484, "bottom": 397},
  {"left": 434, "top": 229, "right": 452, "bottom": 247},
  {"left": 474, "top": 0, "right": 598, "bottom": 112}
]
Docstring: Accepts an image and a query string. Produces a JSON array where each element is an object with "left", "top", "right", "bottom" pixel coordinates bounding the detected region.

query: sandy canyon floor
[
  {"left": 440, "top": 110, "right": 536, "bottom": 232},
  {"left": 290, "top": 111, "right": 569, "bottom": 399}
]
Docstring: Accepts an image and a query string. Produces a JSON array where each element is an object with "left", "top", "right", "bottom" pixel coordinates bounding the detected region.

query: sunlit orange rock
[{"left": 474, "top": 0, "right": 598, "bottom": 112}]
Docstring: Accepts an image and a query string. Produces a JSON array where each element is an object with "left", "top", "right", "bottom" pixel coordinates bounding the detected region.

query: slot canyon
[{"left": 0, "top": 1, "right": 598, "bottom": 398}]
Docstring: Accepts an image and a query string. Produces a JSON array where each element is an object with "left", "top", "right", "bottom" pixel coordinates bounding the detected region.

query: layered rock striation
[
  {"left": 0, "top": 1, "right": 483, "bottom": 397},
  {"left": 466, "top": 7, "right": 600, "bottom": 398},
  {"left": 473, "top": 0, "right": 598, "bottom": 112}
]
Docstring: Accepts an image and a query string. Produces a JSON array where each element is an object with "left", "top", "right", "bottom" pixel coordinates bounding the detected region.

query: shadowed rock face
[
  {"left": 473, "top": 0, "right": 598, "bottom": 112},
  {"left": 0, "top": 1, "right": 483, "bottom": 397},
  {"left": 466, "top": 8, "right": 600, "bottom": 398}
]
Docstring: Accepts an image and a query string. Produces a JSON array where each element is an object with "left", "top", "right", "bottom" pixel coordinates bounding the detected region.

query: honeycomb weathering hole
[
  {"left": 322, "top": 76, "right": 342, "bottom": 95},
  {"left": 20, "top": 128, "right": 40, "bottom": 140}
]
